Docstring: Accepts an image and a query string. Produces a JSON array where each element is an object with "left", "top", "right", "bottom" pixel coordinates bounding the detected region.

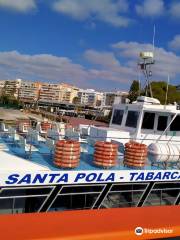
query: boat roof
[{"left": 113, "top": 102, "right": 180, "bottom": 113}]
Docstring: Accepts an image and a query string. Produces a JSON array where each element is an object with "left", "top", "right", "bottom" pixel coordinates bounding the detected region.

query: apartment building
[
  {"left": 59, "top": 84, "right": 79, "bottom": 103},
  {"left": 39, "top": 83, "right": 78, "bottom": 104},
  {"left": 102, "top": 91, "right": 128, "bottom": 107},
  {"left": 77, "top": 89, "right": 103, "bottom": 107},
  {"left": 3, "top": 79, "right": 22, "bottom": 98},
  {"left": 19, "top": 81, "right": 41, "bottom": 102},
  {"left": 0, "top": 80, "right": 5, "bottom": 96},
  {"left": 39, "top": 83, "right": 62, "bottom": 102}
]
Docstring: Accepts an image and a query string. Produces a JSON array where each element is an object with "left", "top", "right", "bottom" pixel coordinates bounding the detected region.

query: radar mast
[{"left": 138, "top": 51, "right": 155, "bottom": 97}]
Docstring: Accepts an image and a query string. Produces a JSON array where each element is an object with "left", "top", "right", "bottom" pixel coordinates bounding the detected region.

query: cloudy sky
[{"left": 0, "top": 0, "right": 179, "bottom": 91}]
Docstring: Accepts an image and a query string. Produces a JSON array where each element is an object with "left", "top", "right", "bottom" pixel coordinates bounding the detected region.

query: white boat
[{"left": 0, "top": 51, "right": 179, "bottom": 215}]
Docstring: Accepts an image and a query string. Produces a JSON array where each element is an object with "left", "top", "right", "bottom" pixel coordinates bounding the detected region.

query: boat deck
[{"left": 0, "top": 136, "right": 177, "bottom": 171}]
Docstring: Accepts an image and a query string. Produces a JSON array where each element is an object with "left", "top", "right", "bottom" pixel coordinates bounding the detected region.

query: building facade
[
  {"left": 39, "top": 83, "right": 62, "bottom": 102},
  {"left": 59, "top": 84, "right": 79, "bottom": 103},
  {"left": 3, "top": 79, "right": 22, "bottom": 98},
  {"left": 102, "top": 91, "right": 128, "bottom": 107},
  {"left": 77, "top": 89, "right": 103, "bottom": 107},
  {"left": 39, "top": 83, "right": 78, "bottom": 104},
  {"left": 19, "top": 82, "right": 41, "bottom": 102},
  {"left": 0, "top": 80, "right": 5, "bottom": 96}
]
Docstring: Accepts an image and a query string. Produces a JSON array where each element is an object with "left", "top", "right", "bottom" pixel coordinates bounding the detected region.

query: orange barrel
[
  {"left": 124, "top": 141, "right": 147, "bottom": 168},
  {"left": 54, "top": 140, "right": 80, "bottom": 168},
  {"left": 94, "top": 141, "right": 118, "bottom": 168},
  {"left": 41, "top": 122, "right": 52, "bottom": 132}
]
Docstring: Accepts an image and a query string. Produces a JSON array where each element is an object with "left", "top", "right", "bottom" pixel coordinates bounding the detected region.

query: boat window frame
[
  {"left": 141, "top": 111, "right": 156, "bottom": 130},
  {"left": 156, "top": 115, "right": 169, "bottom": 132},
  {"left": 111, "top": 109, "right": 124, "bottom": 126},
  {"left": 0, "top": 186, "right": 55, "bottom": 198},
  {"left": 125, "top": 110, "right": 140, "bottom": 128},
  {"left": 170, "top": 114, "right": 180, "bottom": 132}
]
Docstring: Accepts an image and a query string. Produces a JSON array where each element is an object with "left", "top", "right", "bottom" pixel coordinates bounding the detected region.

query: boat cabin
[{"left": 89, "top": 96, "right": 180, "bottom": 146}]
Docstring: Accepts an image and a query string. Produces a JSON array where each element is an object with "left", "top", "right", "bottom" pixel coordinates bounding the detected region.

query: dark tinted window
[
  {"left": 111, "top": 183, "right": 148, "bottom": 192},
  {"left": 125, "top": 111, "right": 139, "bottom": 128},
  {"left": 142, "top": 112, "right": 155, "bottom": 129},
  {"left": 153, "top": 182, "right": 180, "bottom": 189},
  {"left": 0, "top": 187, "right": 52, "bottom": 197},
  {"left": 112, "top": 110, "right": 124, "bottom": 125},
  {"left": 170, "top": 115, "right": 180, "bottom": 131},
  {"left": 157, "top": 116, "right": 168, "bottom": 131},
  {"left": 60, "top": 185, "right": 104, "bottom": 194},
  {"left": 100, "top": 191, "right": 144, "bottom": 208},
  {"left": 49, "top": 193, "right": 99, "bottom": 211}
]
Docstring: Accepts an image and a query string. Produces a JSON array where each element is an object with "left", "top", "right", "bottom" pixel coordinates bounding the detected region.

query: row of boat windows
[
  {"left": 0, "top": 184, "right": 179, "bottom": 214},
  {"left": 0, "top": 182, "right": 179, "bottom": 198},
  {"left": 112, "top": 110, "right": 180, "bottom": 131},
  {"left": 101, "top": 189, "right": 179, "bottom": 208}
]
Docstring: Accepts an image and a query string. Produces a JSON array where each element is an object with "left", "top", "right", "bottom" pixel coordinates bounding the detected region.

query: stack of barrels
[
  {"left": 41, "top": 122, "right": 52, "bottom": 132},
  {"left": 54, "top": 140, "right": 80, "bottom": 168},
  {"left": 124, "top": 141, "right": 147, "bottom": 168},
  {"left": 94, "top": 141, "right": 118, "bottom": 168}
]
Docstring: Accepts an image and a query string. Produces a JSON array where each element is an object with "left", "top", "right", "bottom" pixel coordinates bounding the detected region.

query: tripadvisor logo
[
  {"left": 135, "top": 226, "right": 173, "bottom": 236},
  {"left": 135, "top": 227, "right": 143, "bottom": 236}
]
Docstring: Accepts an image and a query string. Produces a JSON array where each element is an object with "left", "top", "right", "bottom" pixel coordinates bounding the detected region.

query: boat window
[
  {"left": 143, "top": 189, "right": 180, "bottom": 206},
  {"left": 142, "top": 112, "right": 155, "bottom": 130},
  {"left": 13, "top": 196, "right": 46, "bottom": 213},
  {"left": 157, "top": 116, "right": 168, "bottom": 131},
  {"left": 0, "top": 196, "right": 46, "bottom": 214},
  {"left": 48, "top": 193, "right": 100, "bottom": 211},
  {"left": 0, "top": 198, "right": 13, "bottom": 214},
  {"left": 125, "top": 111, "right": 139, "bottom": 128},
  {"left": 111, "top": 183, "right": 148, "bottom": 192},
  {"left": 60, "top": 185, "right": 105, "bottom": 194},
  {"left": 112, "top": 109, "right": 124, "bottom": 125},
  {"left": 0, "top": 187, "right": 52, "bottom": 197},
  {"left": 170, "top": 115, "right": 180, "bottom": 131},
  {"left": 100, "top": 191, "right": 144, "bottom": 208}
]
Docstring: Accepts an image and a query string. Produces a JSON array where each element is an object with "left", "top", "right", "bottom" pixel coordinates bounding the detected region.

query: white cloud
[
  {"left": 84, "top": 50, "right": 120, "bottom": 68},
  {"left": 135, "top": 0, "right": 165, "bottom": 17},
  {"left": 169, "top": 35, "right": 180, "bottom": 51},
  {"left": 0, "top": 50, "right": 134, "bottom": 88},
  {"left": 0, "top": 0, "right": 36, "bottom": 12},
  {"left": 52, "top": 0, "right": 131, "bottom": 27},
  {"left": 0, "top": 51, "right": 89, "bottom": 85},
  {"left": 169, "top": 1, "right": 180, "bottom": 19},
  {"left": 1, "top": 43, "right": 179, "bottom": 91},
  {"left": 112, "top": 41, "right": 180, "bottom": 80},
  {"left": 84, "top": 49, "right": 136, "bottom": 83}
]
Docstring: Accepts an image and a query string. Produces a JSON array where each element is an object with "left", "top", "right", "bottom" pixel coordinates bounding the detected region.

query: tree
[
  {"left": 72, "top": 96, "right": 79, "bottom": 105},
  {"left": 128, "top": 80, "right": 180, "bottom": 104},
  {"left": 150, "top": 81, "right": 180, "bottom": 104},
  {"left": 128, "top": 80, "right": 140, "bottom": 103}
]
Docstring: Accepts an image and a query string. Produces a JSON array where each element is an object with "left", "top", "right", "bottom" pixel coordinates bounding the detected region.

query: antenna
[
  {"left": 164, "top": 75, "right": 169, "bottom": 107},
  {"left": 138, "top": 71, "right": 141, "bottom": 96},
  {"left": 152, "top": 24, "right": 156, "bottom": 57}
]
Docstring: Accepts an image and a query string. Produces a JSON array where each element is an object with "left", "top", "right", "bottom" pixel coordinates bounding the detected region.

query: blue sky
[{"left": 0, "top": 0, "right": 179, "bottom": 91}]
